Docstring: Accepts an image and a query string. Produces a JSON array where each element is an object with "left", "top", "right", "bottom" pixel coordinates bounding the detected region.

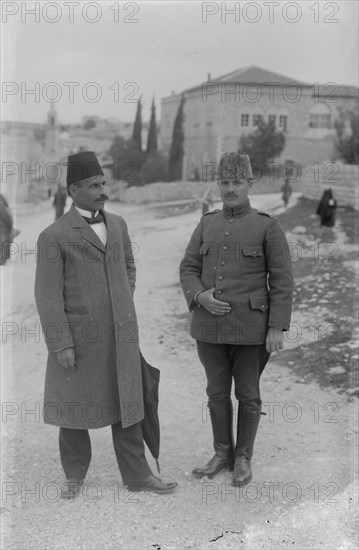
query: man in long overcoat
[
  {"left": 35, "top": 151, "right": 177, "bottom": 498},
  {"left": 179, "top": 152, "right": 293, "bottom": 487}
]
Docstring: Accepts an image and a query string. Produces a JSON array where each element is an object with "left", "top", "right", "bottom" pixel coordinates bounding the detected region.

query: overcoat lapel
[{"left": 103, "top": 211, "right": 120, "bottom": 262}]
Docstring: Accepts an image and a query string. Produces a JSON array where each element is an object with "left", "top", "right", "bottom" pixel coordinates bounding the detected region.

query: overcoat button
[
  {"left": 220, "top": 261, "right": 225, "bottom": 266},
  {"left": 223, "top": 246, "right": 227, "bottom": 250},
  {"left": 217, "top": 290, "right": 222, "bottom": 294},
  {"left": 218, "top": 276, "right": 223, "bottom": 280},
  {"left": 225, "top": 232, "right": 230, "bottom": 236}
]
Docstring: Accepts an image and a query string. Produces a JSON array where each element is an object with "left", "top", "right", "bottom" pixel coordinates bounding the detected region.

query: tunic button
[
  {"left": 261, "top": 305, "right": 265, "bottom": 310},
  {"left": 217, "top": 290, "right": 222, "bottom": 294},
  {"left": 218, "top": 276, "right": 223, "bottom": 280},
  {"left": 220, "top": 261, "right": 225, "bottom": 266},
  {"left": 223, "top": 245, "right": 227, "bottom": 250},
  {"left": 253, "top": 251, "right": 257, "bottom": 256},
  {"left": 228, "top": 219, "right": 234, "bottom": 223},
  {"left": 225, "top": 232, "right": 230, "bottom": 236}
]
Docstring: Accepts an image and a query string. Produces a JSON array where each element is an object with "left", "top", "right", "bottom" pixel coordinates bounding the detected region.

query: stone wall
[
  {"left": 298, "top": 162, "right": 358, "bottom": 209},
  {"left": 117, "top": 180, "right": 218, "bottom": 204}
]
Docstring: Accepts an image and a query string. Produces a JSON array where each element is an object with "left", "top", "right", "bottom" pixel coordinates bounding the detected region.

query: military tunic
[{"left": 179, "top": 200, "right": 293, "bottom": 345}]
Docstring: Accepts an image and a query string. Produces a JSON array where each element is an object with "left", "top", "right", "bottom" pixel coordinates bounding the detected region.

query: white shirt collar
[{"left": 74, "top": 205, "right": 99, "bottom": 219}]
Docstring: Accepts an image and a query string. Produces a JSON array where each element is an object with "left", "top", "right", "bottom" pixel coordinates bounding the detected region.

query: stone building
[
  {"left": 160, "top": 66, "right": 358, "bottom": 180},
  {"left": 1, "top": 106, "right": 137, "bottom": 202}
]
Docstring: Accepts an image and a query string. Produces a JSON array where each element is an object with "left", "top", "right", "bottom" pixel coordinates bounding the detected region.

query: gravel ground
[{"left": 1, "top": 193, "right": 358, "bottom": 550}]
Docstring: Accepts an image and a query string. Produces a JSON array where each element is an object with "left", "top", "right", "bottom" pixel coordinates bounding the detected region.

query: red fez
[{"left": 66, "top": 151, "right": 104, "bottom": 187}]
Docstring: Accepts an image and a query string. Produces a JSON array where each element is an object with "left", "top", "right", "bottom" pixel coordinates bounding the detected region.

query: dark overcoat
[
  {"left": 179, "top": 201, "right": 293, "bottom": 345},
  {"left": 34, "top": 206, "right": 144, "bottom": 429}
]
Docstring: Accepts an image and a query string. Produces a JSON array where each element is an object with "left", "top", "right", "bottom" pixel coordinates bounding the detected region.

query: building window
[
  {"left": 268, "top": 115, "right": 276, "bottom": 125},
  {"left": 279, "top": 115, "right": 288, "bottom": 131},
  {"left": 309, "top": 113, "right": 331, "bottom": 129},
  {"left": 253, "top": 114, "right": 262, "bottom": 126},
  {"left": 241, "top": 114, "right": 249, "bottom": 127}
]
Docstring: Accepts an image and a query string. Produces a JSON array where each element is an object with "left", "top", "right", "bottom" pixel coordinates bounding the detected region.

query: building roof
[
  {"left": 163, "top": 65, "right": 358, "bottom": 99},
  {"left": 315, "top": 83, "right": 359, "bottom": 98},
  {"left": 206, "top": 65, "right": 308, "bottom": 86}
]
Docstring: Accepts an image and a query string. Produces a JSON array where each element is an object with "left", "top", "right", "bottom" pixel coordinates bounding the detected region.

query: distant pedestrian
[
  {"left": 281, "top": 178, "right": 292, "bottom": 208},
  {"left": 316, "top": 188, "right": 337, "bottom": 227},
  {"left": 53, "top": 183, "right": 67, "bottom": 219},
  {"left": 0, "top": 194, "right": 19, "bottom": 266},
  {"left": 201, "top": 191, "right": 213, "bottom": 216}
]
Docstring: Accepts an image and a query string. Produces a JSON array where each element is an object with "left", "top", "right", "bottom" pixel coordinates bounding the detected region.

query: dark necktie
[{"left": 84, "top": 212, "right": 104, "bottom": 225}]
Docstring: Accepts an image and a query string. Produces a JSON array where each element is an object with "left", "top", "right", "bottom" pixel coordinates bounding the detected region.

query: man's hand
[
  {"left": 56, "top": 347, "right": 76, "bottom": 370},
  {"left": 265, "top": 327, "right": 283, "bottom": 353},
  {"left": 197, "top": 288, "right": 231, "bottom": 315}
]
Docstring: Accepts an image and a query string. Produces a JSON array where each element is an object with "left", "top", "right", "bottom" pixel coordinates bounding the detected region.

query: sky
[{"left": 1, "top": 0, "right": 358, "bottom": 125}]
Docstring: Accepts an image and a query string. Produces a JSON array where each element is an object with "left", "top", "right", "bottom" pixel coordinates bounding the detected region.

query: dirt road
[{"left": 1, "top": 195, "right": 357, "bottom": 549}]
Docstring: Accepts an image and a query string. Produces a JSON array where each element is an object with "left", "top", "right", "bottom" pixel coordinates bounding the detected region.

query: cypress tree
[
  {"left": 168, "top": 94, "right": 185, "bottom": 181},
  {"left": 146, "top": 97, "right": 158, "bottom": 155},
  {"left": 132, "top": 97, "right": 143, "bottom": 152}
]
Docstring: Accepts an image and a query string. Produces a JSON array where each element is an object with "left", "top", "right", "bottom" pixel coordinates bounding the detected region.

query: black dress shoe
[
  {"left": 125, "top": 475, "right": 177, "bottom": 494},
  {"left": 233, "top": 455, "right": 252, "bottom": 486},
  {"left": 192, "top": 454, "right": 234, "bottom": 478},
  {"left": 61, "top": 479, "right": 84, "bottom": 499}
]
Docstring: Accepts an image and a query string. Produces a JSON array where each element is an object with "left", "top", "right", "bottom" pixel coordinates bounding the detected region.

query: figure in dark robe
[{"left": 316, "top": 188, "right": 337, "bottom": 227}]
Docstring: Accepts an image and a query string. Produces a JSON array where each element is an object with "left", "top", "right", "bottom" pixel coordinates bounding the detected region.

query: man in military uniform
[{"left": 179, "top": 152, "right": 293, "bottom": 486}]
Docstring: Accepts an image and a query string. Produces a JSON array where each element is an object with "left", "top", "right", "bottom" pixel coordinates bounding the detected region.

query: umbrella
[{"left": 140, "top": 351, "right": 161, "bottom": 473}]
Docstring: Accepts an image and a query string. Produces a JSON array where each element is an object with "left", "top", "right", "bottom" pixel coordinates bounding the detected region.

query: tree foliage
[
  {"left": 335, "top": 111, "right": 359, "bottom": 164},
  {"left": 108, "top": 136, "right": 145, "bottom": 186},
  {"left": 132, "top": 98, "right": 143, "bottom": 152},
  {"left": 238, "top": 117, "right": 286, "bottom": 173},
  {"left": 83, "top": 118, "right": 96, "bottom": 130},
  {"left": 140, "top": 151, "right": 169, "bottom": 184},
  {"left": 146, "top": 98, "right": 158, "bottom": 155},
  {"left": 168, "top": 95, "right": 185, "bottom": 181}
]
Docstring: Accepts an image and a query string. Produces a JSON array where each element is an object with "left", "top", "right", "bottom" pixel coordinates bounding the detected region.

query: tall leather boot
[
  {"left": 233, "top": 403, "right": 261, "bottom": 486},
  {"left": 192, "top": 398, "right": 234, "bottom": 478}
]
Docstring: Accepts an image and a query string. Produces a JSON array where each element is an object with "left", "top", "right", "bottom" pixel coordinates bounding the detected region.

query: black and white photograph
[{"left": 1, "top": 1, "right": 358, "bottom": 548}]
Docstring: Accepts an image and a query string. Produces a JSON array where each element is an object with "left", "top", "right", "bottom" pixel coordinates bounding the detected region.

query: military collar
[{"left": 223, "top": 199, "right": 252, "bottom": 219}]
